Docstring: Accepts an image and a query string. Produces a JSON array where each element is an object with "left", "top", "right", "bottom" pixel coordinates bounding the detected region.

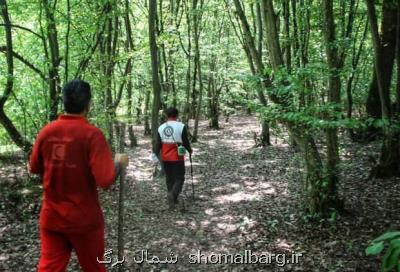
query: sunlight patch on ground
[
  {"left": 201, "top": 220, "right": 211, "bottom": 229},
  {"left": 211, "top": 187, "right": 229, "bottom": 193},
  {"left": 202, "top": 139, "right": 218, "bottom": 147},
  {"left": 275, "top": 239, "right": 294, "bottom": 251},
  {"left": 0, "top": 254, "right": 9, "bottom": 261},
  {"left": 259, "top": 181, "right": 275, "bottom": 190},
  {"left": 175, "top": 220, "right": 187, "bottom": 225},
  {"left": 216, "top": 222, "right": 237, "bottom": 234},
  {"left": 220, "top": 139, "right": 253, "bottom": 151},
  {"left": 215, "top": 191, "right": 261, "bottom": 204},
  {"left": 227, "top": 183, "right": 240, "bottom": 189},
  {"left": 242, "top": 179, "right": 278, "bottom": 196},
  {"left": 205, "top": 208, "right": 215, "bottom": 216},
  {"left": 240, "top": 163, "right": 255, "bottom": 170}
]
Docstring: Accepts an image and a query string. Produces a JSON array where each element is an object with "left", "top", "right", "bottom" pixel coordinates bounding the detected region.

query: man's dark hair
[
  {"left": 164, "top": 107, "right": 179, "bottom": 118},
  {"left": 63, "top": 79, "right": 92, "bottom": 114}
]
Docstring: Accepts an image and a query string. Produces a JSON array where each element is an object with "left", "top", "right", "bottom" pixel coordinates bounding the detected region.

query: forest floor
[{"left": 1, "top": 115, "right": 399, "bottom": 272}]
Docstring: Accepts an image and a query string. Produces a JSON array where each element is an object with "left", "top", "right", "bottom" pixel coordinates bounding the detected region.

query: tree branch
[
  {"left": 0, "top": 45, "right": 46, "bottom": 80},
  {"left": 0, "top": 23, "right": 44, "bottom": 40}
]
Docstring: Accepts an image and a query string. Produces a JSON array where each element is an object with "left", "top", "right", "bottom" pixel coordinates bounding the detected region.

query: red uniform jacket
[{"left": 29, "top": 115, "right": 115, "bottom": 233}]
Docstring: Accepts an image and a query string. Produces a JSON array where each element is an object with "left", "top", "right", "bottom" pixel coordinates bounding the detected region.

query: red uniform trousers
[{"left": 37, "top": 226, "right": 106, "bottom": 272}]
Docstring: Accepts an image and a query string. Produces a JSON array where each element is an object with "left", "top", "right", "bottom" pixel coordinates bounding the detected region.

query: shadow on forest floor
[{"left": 0, "top": 115, "right": 399, "bottom": 271}]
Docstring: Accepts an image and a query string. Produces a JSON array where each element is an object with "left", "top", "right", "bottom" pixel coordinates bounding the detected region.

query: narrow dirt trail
[
  {"left": 100, "top": 116, "right": 299, "bottom": 272},
  {"left": 2, "top": 115, "right": 396, "bottom": 271}
]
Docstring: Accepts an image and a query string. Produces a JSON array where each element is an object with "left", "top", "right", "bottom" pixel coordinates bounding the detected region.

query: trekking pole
[
  {"left": 189, "top": 153, "right": 195, "bottom": 200},
  {"left": 117, "top": 122, "right": 126, "bottom": 272}
]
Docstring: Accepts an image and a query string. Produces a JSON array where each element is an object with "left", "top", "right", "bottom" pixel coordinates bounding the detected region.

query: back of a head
[
  {"left": 63, "top": 79, "right": 91, "bottom": 114},
  {"left": 164, "top": 107, "right": 179, "bottom": 118}
]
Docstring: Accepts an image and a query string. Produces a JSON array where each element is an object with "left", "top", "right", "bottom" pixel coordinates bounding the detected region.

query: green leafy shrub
[{"left": 366, "top": 231, "right": 400, "bottom": 272}]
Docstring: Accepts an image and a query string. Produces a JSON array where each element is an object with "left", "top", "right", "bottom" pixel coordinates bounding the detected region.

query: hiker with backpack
[{"left": 153, "top": 107, "right": 193, "bottom": 209}]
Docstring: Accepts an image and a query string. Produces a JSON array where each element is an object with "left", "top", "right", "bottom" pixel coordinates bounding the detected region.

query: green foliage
[
  {"left": 366, "top": 232, "right": 400, "bottom": 272},
  {"left": 0, "top": 0, "right": 379, "bottom": 150}
]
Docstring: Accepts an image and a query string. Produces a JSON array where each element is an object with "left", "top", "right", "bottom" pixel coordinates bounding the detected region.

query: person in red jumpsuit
[{"left": 29, "top": 79, "right": 128, "bottom": 272}]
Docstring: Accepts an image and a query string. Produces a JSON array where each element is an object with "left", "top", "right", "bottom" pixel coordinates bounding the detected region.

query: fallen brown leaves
[{"left": 1, "top": 116, "right": 398, "bottom": 271}]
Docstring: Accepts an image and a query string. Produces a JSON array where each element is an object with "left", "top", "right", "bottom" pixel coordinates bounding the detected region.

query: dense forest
[{"left": 1, "top": 0, "right": 400, "bottom": 271}]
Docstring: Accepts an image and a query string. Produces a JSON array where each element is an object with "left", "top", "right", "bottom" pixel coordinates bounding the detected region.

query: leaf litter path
[
  {"left": 1, "top": 115, "right": 398, "bottom": 271},
  {"left": 102, "top": 116, "right": 300, "bottom": 272},
  {"left": 99, "top": 115, "right": 397, "bottom": 272}
]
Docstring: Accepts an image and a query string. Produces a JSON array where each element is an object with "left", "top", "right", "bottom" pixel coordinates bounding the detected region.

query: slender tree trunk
[
  {"left": 234, "top": 0, "right": 338, "bottom": 215},
  {"left": 144, "top": 88, "right": 151, "bottom": 135},
  {"left": 127, "top": 78, "right": 137, "bottom": 147},
  {"left": 291, "top": 0, "right": 300, "bottom": 67},
  {"left": 366, "top": 0, "right": 400, "bottom": 177},
  {"left": 232, "top": 0, "right": 271, "bottom": 146},
  {"left": 192, "top": 0, "right": 203, "bottom": 143},
  {"left": 207, "top": 60, "right": 217, "bottom": 129},
  {"left": 74, "top": 2, "right": 112, "bottom": 78},
  {"left": 124, "top": 0, "right": 137, "bottom": 147},
  {"left": 43, "top": 0, "right": 61, "bottom": 121},
  {"left": 0, "top": 0, "right": 31, "bottom": 152},
  {"left": 256, "top": 1, "right": 271, "bottom": 146},
  {"left": 347, "top": 20, "right": 368, "bottom": 140},
  {"left": 149, "top": 0, "right": 162, "bottom": 152},
  {"left": 64, "top": 0, "right": 71, "bottom": 82},
  {"left": 322, "top": 0, "right": 341, "bottom": 207},
  {"left": 183, "top": 0, "right": 192, "bottom": 125},
  {"left": 157, "top": 0, "right": 167, "bottom": 108},
  {"left": 136, "top": 82, "right": 144, "bottom": 125},
  {"left": 101, "top": 6, "right": 119, "bottom": 148},
  {"left": 366, "top": 0, "right": 397, "bottom": 123},
  {"left": 206, "top": 9, "right": 221, "bottom": 130},
  {"left": 283, "top": 0, "right": 291, "bottom": 71}
]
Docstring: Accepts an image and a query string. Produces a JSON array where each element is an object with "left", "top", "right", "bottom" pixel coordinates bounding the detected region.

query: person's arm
[
  {"left": 28, "top": 133, "right": 43, "bottom": 174},
  {"left": 182, "top": 126, "right": 193, "bottom": 154},
  {"left": 154, "top": 132, "right": 162, "bottom": 156},
  {"left": 89, "top": 130, "right": 117, "bottom": 189}
]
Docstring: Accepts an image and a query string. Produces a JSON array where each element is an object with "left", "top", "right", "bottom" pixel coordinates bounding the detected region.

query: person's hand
[
  {"left": 115, "top": 153, "right": 129, "bottom": 168},
  {"left": 150, "top": 153, "right": 159, "bottom": 165}
]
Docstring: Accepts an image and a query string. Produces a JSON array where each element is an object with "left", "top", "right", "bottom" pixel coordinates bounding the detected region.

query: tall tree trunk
[
  {"left": 101, "top": 6, "right": 119, "bottom": 148},
  {"left": 256, "top": 1, "right": 271, "bottom": 146},
  {"left": 206, "top": 9, "right": 221, "bottom": 130},
  {"left": 157, "top": 0, "right": 167, "bottom": 108},
  {"left": 365, "top": 0, "right": 397, "bottom": 124},
  {"left": 0, "top": 0, "right": 31, "bottom": 152},
  {"left": 192, "top": 0, "right": 203, "bottom": 143},
  {"left": 149, "top": 0, "right": 162, "bottom": 152},
  {"left": 366, "top": 0, "right": 400, "bottom": 177},
  {"left": 232, "top": 0, "right": 271, "bottom": 146},
  {"left": 346, "top": 19, "right": 368, "bottom": 140},
  {"left": 43, "top": 0, "right": 61, "bottom": 121},
  {"left": 183, "top": 0, "right": 192, "bottom": 125},
  {"left": 234, "top": 0, "right": 338, "bottom": 215},
  {"left": 207, "top": 58, "right": 221, "bottom": 130},
  {"left": 291, "top": 0, "right": 300, "bottom": 67},
  {"left": 64, "top": 0, "right": 71, "bottom": 82},
  {"left": 322, "top": 0, "right": 341, "bottom": 208},
  {"left": 283, "top": 0, "right": 291, "bottom": 71},
  {"left": 143, "top": 88, "right": 151, "bottom": 135},
  {"left": 74, "top": 2, "right": 112, "bottom": 78},
  {"left": 124, "top": 0, "right": 137, "bottom": 147}
]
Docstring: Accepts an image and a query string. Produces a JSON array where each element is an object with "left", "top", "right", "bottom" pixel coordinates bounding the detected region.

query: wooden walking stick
[
  {"left": 189, "top": 153, "right": 195, "bottom": 200},
  {"left": 116, "top": 122, "right": 127, "bottom": 271}
]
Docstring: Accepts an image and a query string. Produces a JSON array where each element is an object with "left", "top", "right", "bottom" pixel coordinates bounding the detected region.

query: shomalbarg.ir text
[
  {"left": 98, "top": 249, "right": 303, "bottom": 267},
  {"left": 187, "top": 250, "right": 303, "bottom": 266}
]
